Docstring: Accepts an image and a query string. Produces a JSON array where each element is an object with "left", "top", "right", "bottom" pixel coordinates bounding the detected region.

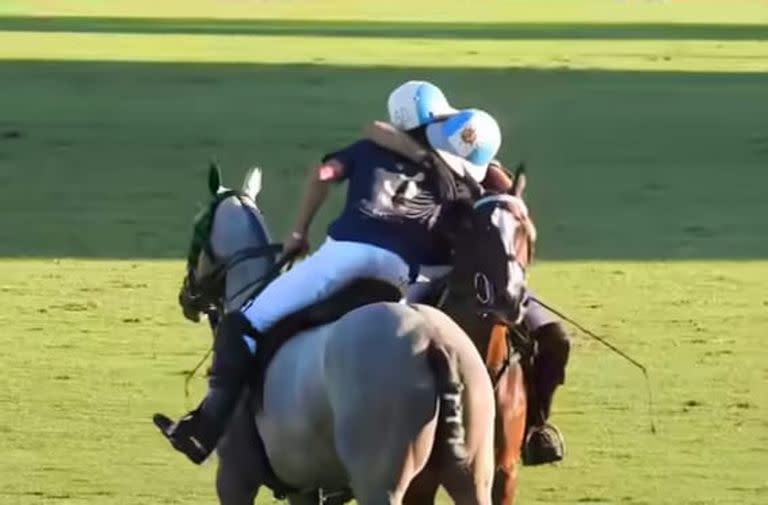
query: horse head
[
  {"left": 442, "top": 178, "right": 536, "bottom": 329},
  {"left": 179, "top": 162, "right": 280, "bottom": 321},
  {"left": 431, "top": 168, "right": 538, "bottom": 442}
]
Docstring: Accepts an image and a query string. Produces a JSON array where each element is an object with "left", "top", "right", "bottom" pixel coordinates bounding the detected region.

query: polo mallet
[
  {"left": 531, "top": 296, "right": 657, "bottom": 434},
  {"left": 505, "top": 160, "right": 656, "bottom": 433}
]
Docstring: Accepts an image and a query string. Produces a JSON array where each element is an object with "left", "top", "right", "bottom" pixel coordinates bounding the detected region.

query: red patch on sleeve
[{"left": 318, "top": 164, "right": 342, "bottom": 181}]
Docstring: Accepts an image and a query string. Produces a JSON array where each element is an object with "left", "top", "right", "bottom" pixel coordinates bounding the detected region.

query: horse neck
[
  {"left": 210, "top": 196, "right": 275, "bottom": 312},
  {"left": 441, "top": 286, "right": 494, "bottom": 361},
  {"left": 224, "top": 256, "right": 274, "bottom": 312}
]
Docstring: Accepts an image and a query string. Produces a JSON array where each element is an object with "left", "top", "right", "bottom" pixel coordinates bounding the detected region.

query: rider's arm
[
  {"left": 363, "top": 121, "right": 428, "bottom": 163},
  {"left": 482, "top": 160, "right": 528, "bottom": 197},
  {"left": 482, "top": 161, "right": 513, "bottom": 193},
  {"left": 290, "top": 159, "right": 345, "bottom": 239},
  {"left": 290, "top": 139, "right": 363, "bottom": 241}
]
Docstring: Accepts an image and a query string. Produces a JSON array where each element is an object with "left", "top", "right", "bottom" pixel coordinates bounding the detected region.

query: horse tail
[{"left": 427, "top": 342, "right": 469, "bottom": 465}]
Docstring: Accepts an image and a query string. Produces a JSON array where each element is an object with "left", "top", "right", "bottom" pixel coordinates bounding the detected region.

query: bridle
[
  {"left": 426, "top": 195, "right": 535, "bottom": 389},
  {"left": 179, "top": 187, "right": 294, "bottom": 396},
  {"left": 469, "top": 194, "right": 533, "bottom": 326},
  {"left": 181, "top": 189, "right": 289, "bottom": 319}
]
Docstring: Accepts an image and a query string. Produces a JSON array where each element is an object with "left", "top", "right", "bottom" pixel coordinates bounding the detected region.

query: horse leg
[
  {"left": 438, "top": 413, "right": 495, "bottom": 505},
  {"left": 402, "top": 467, "right": 440, "bottom": 505},
  {"left": 287, "top": 492, "right": 321, "bottom": 505},
  {"left": 338, "top": 413, "right": 437, "bottom": 505},
  {"left": 440, "top": 463, "right": 493, "bottom": 505},
  {"left": 215, "top": 392, "right": 264, "bottom": 505},
  {"left": 345, "top": 454, "right": 425, "bottom": 505},
  {"left": 436, "top": 421, "right": 495, "bottom": 505},
  {"left": 331, "top": 381, "right": 438, "bottom": 505},
  {"left": 216, "top": 463, "right": 259, "bottom": 505},
  {"left": 491, "top": 365, "right": 527, "bottom": 505}
]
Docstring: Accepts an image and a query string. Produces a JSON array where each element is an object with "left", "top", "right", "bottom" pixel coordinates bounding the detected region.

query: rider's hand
[{"left": 284, "top": 231, "right": 310, "bottom": 258}]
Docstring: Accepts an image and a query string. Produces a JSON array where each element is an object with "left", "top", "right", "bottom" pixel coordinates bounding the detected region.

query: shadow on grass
[
  {"left": 0, "top": 60, "right": 766, "bottom": 260},
  {"left": 1, "top": 16, "right": 768, "bottom": 40}
]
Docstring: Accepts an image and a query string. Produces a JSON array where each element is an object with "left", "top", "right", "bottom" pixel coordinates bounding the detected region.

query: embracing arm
[
  {"left": 363, "top": 121, "right": 429, "bottom": 163},
  {"left": 483, "top": 160, "right": 526, "bottom": 196}
]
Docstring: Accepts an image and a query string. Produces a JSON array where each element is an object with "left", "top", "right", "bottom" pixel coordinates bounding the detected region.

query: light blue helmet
[
  {"left": 387, "top": 80, "right": 458, "bottom": 131},
  {"left": 426, "top": 109, "right": 502, "bottom": 183}
]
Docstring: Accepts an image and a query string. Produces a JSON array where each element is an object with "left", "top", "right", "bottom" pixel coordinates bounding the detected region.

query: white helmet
[
  {"left": 387, "top": 80, "right": 457, "bottom": 131},
  {"left": 426, "top": 108, "right": 502, "bottom": 183}
]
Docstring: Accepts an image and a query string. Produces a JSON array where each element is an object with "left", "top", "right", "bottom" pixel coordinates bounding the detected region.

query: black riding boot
[
  {"left": 153, "top": 312, "right": 260, "bottom": 465},
  {"left": 522, "top": 322, "right": 571, "bottom": 466}
]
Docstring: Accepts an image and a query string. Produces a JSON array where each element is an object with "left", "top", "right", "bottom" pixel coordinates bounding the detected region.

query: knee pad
[
  {"left": 530, "top": 322, "right": 571, "bottom": 384},
  {"left": 216, "top": 312, "right": 256, "bottom": 340},
  {"left": 532, "top": 322, "right": 570, "bottom": 357}
]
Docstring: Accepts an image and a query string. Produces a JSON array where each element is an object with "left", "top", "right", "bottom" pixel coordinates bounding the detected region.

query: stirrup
[{"left": 522, "top": 422, "right": 565, "bottom": 466}]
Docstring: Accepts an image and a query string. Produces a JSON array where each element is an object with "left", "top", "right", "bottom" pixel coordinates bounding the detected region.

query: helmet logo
[{"left": 461, "top": 126, "right": 477, "bottom": 145}]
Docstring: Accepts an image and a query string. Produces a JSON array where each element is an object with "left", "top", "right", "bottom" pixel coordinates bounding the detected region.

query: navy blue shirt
[{"left": 323, "top": 140, "right": 443, "bottom": 279}]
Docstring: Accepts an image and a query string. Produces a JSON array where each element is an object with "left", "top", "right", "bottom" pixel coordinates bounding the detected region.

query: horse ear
[
  {"left": 508, "top": 161, "right": 527, "bottom": 197},
  {"left": 242, "top": 166, "right": 263, "bottom": 200},
  {"left": 511, "top": 173, "right": 527, "bottom": 197},
  {"left": 208, "top": 161, "right": 223, "bottom": 196}
]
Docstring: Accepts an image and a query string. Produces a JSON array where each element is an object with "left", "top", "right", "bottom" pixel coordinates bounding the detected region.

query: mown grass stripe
[
  {"left": 1, "top": 32, "right": 767, "bottom": 72},
  {"left": 1, "top": 17, "right": 768, "bottom": 41}
]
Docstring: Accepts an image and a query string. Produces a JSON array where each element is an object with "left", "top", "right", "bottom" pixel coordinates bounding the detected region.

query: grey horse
[{"left": 173, "top": 164, "right": 504, "bottom": 505}]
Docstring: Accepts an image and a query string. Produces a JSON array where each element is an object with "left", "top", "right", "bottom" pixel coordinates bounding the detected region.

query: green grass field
[{"left": 1, "top": 1, "right": 767, "bottom": 504}]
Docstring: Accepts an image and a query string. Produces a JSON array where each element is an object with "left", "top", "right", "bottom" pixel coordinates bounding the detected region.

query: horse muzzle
[{"left": 178, "top": 271, "right": 220, "bottom": 323}]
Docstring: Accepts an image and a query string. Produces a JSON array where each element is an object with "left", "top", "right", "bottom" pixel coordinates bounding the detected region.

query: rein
[
  {"left": 487, "top": 325, "right": 516, "bottom": 389},
  {"left": 200, "top": 243, "right": 284, "bottom": 303},
  {"left": 489, "top": 325, "right": 536, "bottom": 389},
  {"left": 225, "top": 249, "right": 298, "bottom": 306},
  {"left": 187, "top": 190, "right": 284, "bottom": 307}
]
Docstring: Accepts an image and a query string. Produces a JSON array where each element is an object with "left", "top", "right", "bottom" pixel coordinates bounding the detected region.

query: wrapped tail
[{"left": 427, "top": 342, "right": 469, "bottom": 465}]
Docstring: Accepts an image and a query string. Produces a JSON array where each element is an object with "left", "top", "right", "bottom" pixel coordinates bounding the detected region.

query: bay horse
[{"left": 404, "top": 186, "right": 534, "bottom": 505}]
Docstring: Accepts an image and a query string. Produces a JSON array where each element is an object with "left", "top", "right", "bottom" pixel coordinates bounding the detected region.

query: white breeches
[{"left": 242, "top": 237, "right": 410, "bottom": 333}]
